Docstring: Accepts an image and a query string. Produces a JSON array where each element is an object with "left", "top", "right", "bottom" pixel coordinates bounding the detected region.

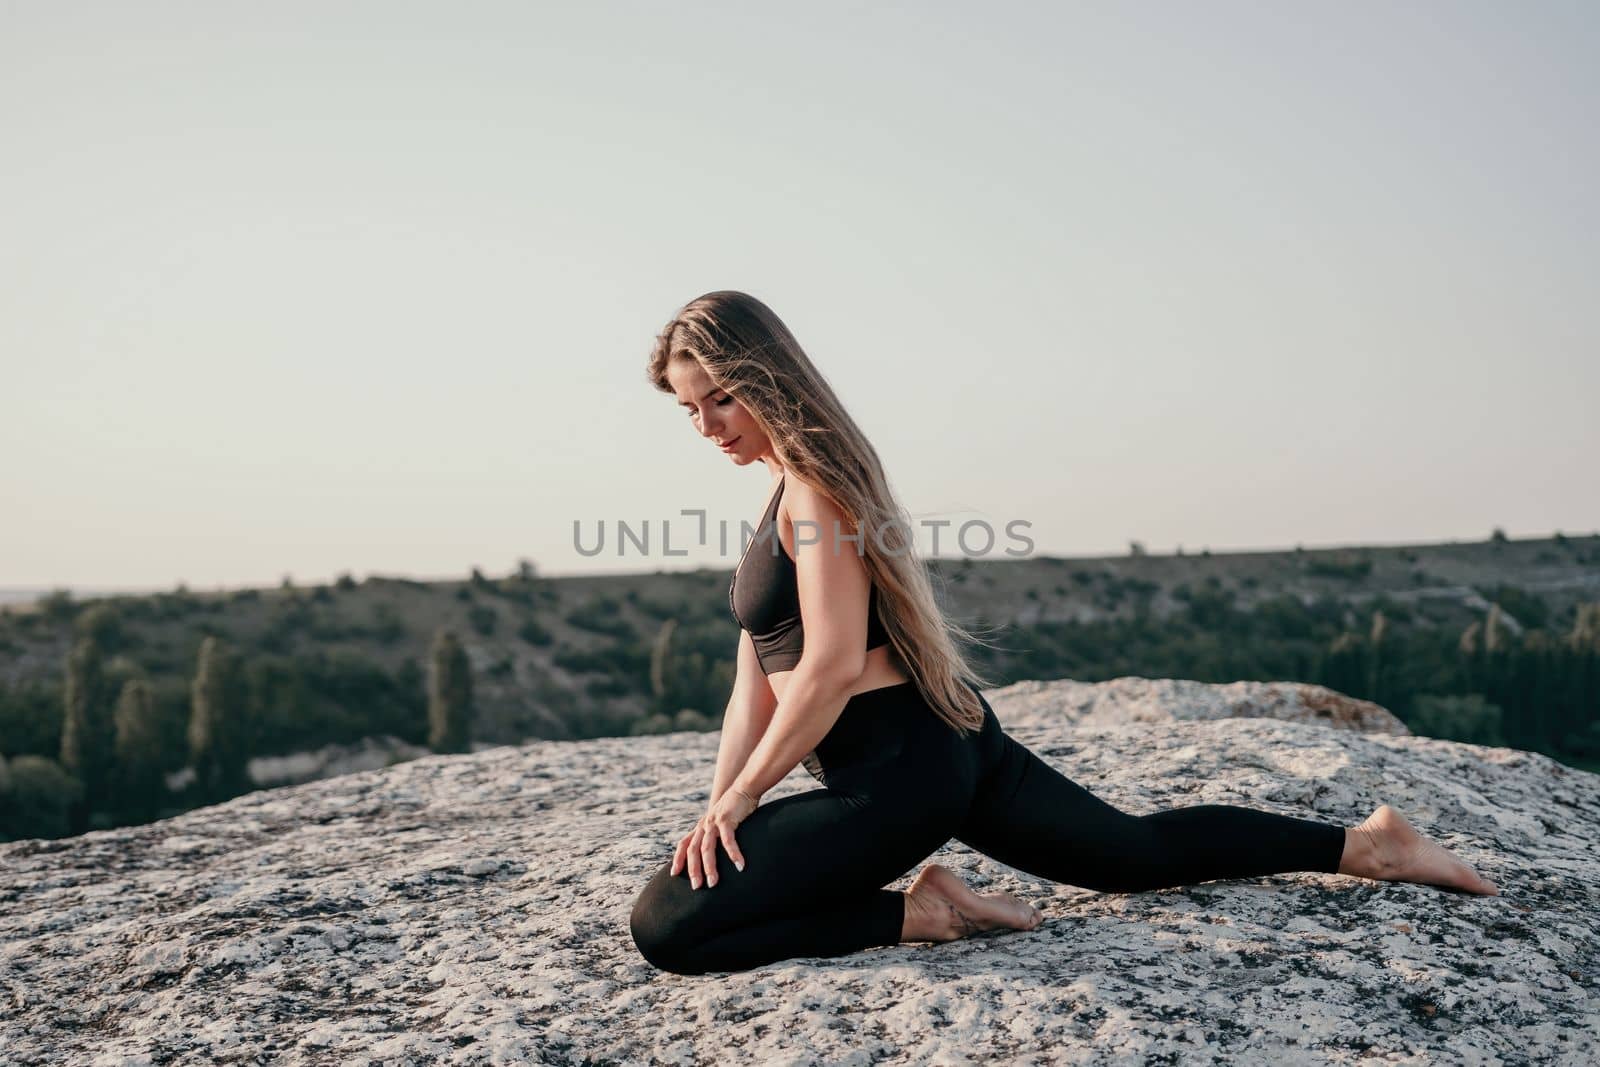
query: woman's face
[{"left": 667, "top": 356, "right": 770, "bottom": 465}]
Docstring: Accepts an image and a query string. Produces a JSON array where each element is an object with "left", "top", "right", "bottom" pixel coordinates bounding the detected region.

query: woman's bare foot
[
  {"left": 900, "top": 863, "right": 1044, "bottom": 943},
  {"left": 1339, "top": 804, "right": 1499, "bottom": 895}
]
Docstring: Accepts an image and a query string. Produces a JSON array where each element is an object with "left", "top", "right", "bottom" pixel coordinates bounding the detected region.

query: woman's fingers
[
  {"left": 673, "top": 812, "right": 747, "bottom": 890},
  {"left": 671, "top": 827, "right": 695, "bottom": 877},
  {"left": 700, "top": 826, "right": 721, "bottom": 888},
  {"left": 685, "top": 825, "right": 706, "bottom": 888},
  {"left": 674, "top": 821, "right": 707, "bottom": 885},
  {"left": 719, "top": 825, "right": 746, "bottom": 874}
]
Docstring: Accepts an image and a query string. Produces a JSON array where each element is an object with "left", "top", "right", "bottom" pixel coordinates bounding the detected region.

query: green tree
[
  {"left": 1569, "top": 602, "right": 1600, "bottom": 654},
  {"left": 188, "top": 636, "right": 249, "bottom": 802},
  {"left": 59, "top": 635, "right": 113, "bottom": 832},
  {"left": 75, "top": 602, "right": 124, "bottom": 653},
  {"left": 39, "top": 588, "right": 77, "bottom": 625},
  {"left": 428, "top": 629, "right": 474, "bottom": 753},
  {"left": 112, "top": 678, "right": 166, "bottom": 822},
  {"left": 1320, "top": 631, "right": 1367, "bottom": 699},
  {"left": 1367, "top": 609, "right": 1391, "bottom": 708},
  {"left": 650, "top": 618, "right": 678, "bottom": 714},
  {"left": 1408, "top": 693, "right": 1505, "bottom": 747}
]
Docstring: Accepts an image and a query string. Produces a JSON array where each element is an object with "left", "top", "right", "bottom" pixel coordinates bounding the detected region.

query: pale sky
[{"left": 3, "top": 0, "right": 1596, "bottom": 593}]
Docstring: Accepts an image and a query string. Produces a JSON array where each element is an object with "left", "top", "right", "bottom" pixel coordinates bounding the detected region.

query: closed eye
[{"left": 686, "top": 395, "right": 735, "bottom": 416}]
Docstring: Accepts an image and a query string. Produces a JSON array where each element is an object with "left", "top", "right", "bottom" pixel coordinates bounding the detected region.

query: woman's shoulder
[{"left": 777, "top": 473, "right": 859, "bottom": 550}]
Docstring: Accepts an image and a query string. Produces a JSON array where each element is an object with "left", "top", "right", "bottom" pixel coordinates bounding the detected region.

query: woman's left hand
[{"left": 695, "top": 787, "right": 759, "bottom": 889}]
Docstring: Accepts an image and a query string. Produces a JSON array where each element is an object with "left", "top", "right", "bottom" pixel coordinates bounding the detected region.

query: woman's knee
[{"left": 628, "top": 870, "right": 706, "bottom": 975}]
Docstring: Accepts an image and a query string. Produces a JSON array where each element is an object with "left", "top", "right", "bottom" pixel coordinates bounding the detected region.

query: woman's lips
[{"left": 720, "top": 436, "right": 741, "bottom": 452}]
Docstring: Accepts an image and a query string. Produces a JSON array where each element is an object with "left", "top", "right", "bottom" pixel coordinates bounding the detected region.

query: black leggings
[{"left": 628, "top": 681, "right": 1347, "bottom": 975}]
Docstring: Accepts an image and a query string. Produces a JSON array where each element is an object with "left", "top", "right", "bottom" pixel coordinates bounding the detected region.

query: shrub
[
  {"left": 75, "top": 603, "right": 124, "bottom": 652},
  {"left": 1306, "top": 556, "right": 1373, "bottom": 581},
  {"left": 1406, "top": 693, "right": 1505, "bottom": 747},
  {"left": 0, "top": 755, "right": 84, "bottom": 840},
  {"left": 566, "top": 597, "right": 633, "bottom": 640},
  {"left": 246, "top": 651, "right": 425, "bottom": 754},
  {"left": 517, "top": 618, "right": 553, "bottom": 646},
  {"left": 467, "top": 605, "right": 498, "bottom": 637},
  {"left": 672, "top": 709, "right": 712, "bottom": 732},
  {"left": 1476, "top": 585, "right": 1548, "bottom": 630},
  {"left": 39, "top": 589, "right": 77, "bottom": 624},
  {"left": 0, "top": 682, "right": 59, "bottom": 758},
  {"left": 586, "top": 676, "right": 631, "bottom": 699},
  {"left": 371, "top": 603, "right": 407, "bottom": 646},
  {"left": 629, "top": 713, "right": 674, "bottom": 736}
]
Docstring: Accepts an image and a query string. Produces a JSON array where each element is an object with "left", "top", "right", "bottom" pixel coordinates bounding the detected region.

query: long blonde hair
[{"left": 646, "top": 290, "right": 997, "bottom": 735}]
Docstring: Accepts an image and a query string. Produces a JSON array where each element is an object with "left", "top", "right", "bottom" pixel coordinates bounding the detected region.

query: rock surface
[
  {"left": 984, "top": 677, "right": 1410, "bottom": 735},
  {"left": 1, "top": 677, "right": 1596, "bottom": 1065}
]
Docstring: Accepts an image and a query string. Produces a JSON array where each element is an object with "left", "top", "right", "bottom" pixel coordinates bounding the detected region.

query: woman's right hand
[{"left": 671, "top": 811, "right": 716, "bottom": 889}]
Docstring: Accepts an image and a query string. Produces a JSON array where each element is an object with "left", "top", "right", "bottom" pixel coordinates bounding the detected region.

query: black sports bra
[{"left": 728, "top": 475, "right": 892, "bottom": 676}]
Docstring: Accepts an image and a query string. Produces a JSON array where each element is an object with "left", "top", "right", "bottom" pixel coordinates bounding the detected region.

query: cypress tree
[
  {"left": 650, "top": 618, "right": 678, "bottom": 714},
  {"left": 428, "top": 629, "right": 474, "bottom": 753},
  {"left": 1321, "top": 631, "right": 1367, "bottom": 699},
  {"left": 113, "top": 677, "right": 165, "bottom": 821},
  {"left": 1367, "top": 610, "right": 1390, "bottom": 708},
  {"left": 1567, "top": 604, "right": 1600, "bottom": 754},
  {"left": 59, "top": 636, "right": 111, "bottom": 832},
  {"left": 1570, "top": 603, "right": 1600, "bottom": 653},
  {"left": 1484, "top": 603, "right": 1509, "bottom": 655},
  {"left": 188, "top": 636, "right": 248, "bottom": 802},
  {"left": 1479, "top": 605, "right": 1516, "bottom": 744}
]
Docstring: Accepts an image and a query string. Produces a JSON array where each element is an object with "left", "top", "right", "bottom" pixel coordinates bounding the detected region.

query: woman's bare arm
[{"left": 708, "top": 629, "right": 779, "bottom": 805}]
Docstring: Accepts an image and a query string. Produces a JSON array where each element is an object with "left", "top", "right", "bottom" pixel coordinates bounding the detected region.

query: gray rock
[
  {"left": 986, "top": 676, "right": 1410, "bottom": 735},
  {"left": 245, "top": 734, "right": 436, "bottom": 790},
  {"left": 1, "top": 678, "right": 1594, "bottom": 1065}
]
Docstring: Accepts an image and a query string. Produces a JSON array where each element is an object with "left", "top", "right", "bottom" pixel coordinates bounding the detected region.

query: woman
[{"left": 627, "top": 291, "right": 1498, "bottom": 977}]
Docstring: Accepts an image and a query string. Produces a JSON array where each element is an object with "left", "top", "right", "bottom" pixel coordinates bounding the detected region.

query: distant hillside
[
  {"left": 2, "top": 532, "right": 1598, "bottom": 750},
  {"left": 3, "top": 532, "right": 1598, "bottom": 843}
]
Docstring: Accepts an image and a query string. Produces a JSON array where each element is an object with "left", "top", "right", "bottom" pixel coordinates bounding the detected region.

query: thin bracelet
[{"left": 732, "top": 788, "right": 758, "bottom": 807}]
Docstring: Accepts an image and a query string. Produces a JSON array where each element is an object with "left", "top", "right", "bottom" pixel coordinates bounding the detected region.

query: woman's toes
[
  {"left": 1360, "top": 806, "right": 1501, "bottom": 895},
  {"left": 905, "top": 865, "right": 1043, "bottom": 940}
]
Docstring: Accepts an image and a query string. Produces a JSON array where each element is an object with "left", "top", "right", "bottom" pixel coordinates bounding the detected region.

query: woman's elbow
[{"left": 795, "top": 649, "right": 867, "bottom": 691}]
